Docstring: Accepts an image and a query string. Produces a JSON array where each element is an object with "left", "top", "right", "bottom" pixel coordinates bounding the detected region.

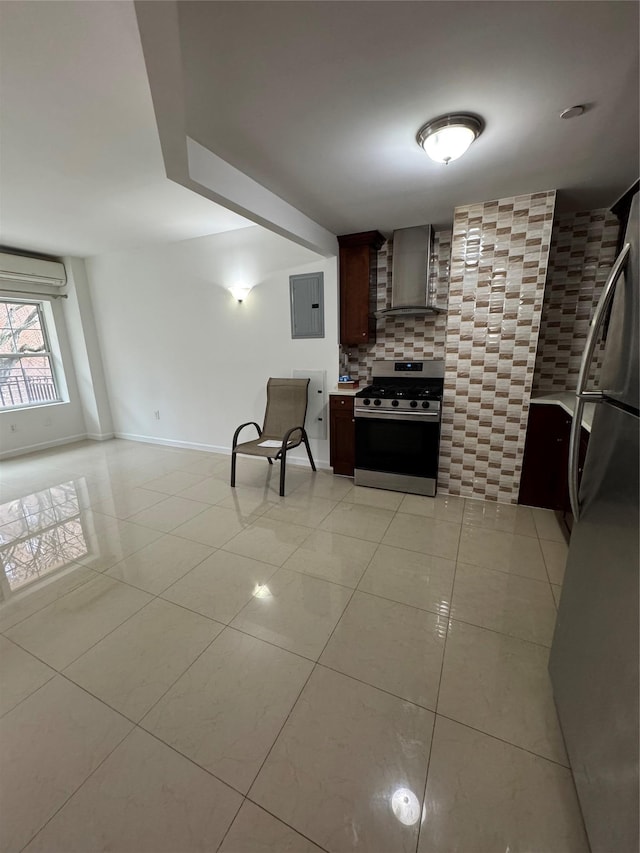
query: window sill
[{"left": 0, "top": 400, "right": 69, "bottom": 415}]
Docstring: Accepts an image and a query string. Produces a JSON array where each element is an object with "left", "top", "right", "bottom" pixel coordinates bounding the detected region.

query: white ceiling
[
  {"left": 0, "top": 1, "right": 251, "bottom": 258},
  {"left": 0, "top": 1, "right": 638, "bottom": 260},
  {"left": 177, "top": 0, "right": 639, "bottom": 234}
]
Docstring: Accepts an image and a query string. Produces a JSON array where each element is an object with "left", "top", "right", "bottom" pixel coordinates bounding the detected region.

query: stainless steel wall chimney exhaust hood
[{"left": 376, "top": 224, "right": 443, "bottom": 317}]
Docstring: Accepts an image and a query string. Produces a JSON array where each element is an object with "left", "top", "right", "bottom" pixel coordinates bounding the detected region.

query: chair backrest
[{"left": 262, "top": 378, "right": 310, "bottom": 438}]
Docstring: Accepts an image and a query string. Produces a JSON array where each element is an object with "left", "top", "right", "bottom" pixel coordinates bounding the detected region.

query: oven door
[{"left": 354, "top": 409, "right": 440, "bottom": 481}]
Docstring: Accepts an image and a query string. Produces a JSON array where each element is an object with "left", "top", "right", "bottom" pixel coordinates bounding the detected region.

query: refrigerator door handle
[
  {"left": 568, "top": 242, "right": 631, "bottom": 520},
  {"left": 568, "top": 397, "right": 586, "bottom": 520}
]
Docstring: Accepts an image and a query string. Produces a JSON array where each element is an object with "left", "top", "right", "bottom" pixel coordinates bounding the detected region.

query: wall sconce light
[
  {"left": 228, "top": 285, "right": 252, "bottom": 303},
  {"left": 416, "top": 113, "right": 484, "bottom": 165}
]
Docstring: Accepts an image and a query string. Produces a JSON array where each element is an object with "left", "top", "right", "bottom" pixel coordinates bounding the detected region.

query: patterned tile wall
[
  {"left": 532, "top": 209, "right": 620, "bottom": 393},
  {"left": 342, "top": 230, "right": 451, "bottom": 380},
  {"left": 438, "top": 191, "right": 556, "bottom": 504}
]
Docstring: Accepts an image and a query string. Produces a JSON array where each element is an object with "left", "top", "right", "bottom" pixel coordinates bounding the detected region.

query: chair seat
[{"left": 234, "top": 435, "right": 299, "bottom": 458}]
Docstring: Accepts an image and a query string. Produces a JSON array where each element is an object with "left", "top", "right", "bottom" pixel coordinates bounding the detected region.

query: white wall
[
  {"left": 0, "top": 284, "right": 88, "bottom": 457},
  {"left": 86, "top": 226, "right": 339, "bottom": 465},
  {"left": 63, "top": 257, "right": 114, "bottom": 440}
]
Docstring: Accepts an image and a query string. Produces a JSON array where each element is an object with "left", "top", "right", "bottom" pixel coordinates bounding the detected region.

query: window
[{"left": 0, "top": 300, "right": 62, "bottom": 410}]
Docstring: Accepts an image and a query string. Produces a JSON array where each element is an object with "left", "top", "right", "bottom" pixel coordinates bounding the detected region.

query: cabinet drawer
[{"left": 330, "top": 395, "right": 355, "bottom": 411}]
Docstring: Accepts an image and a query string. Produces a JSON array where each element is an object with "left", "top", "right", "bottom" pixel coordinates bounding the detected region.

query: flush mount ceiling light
[
  {"left": 228, "top": 285, "right": 252, "bottom": 302},
  {"left": 416, "top": 113, "right": 484, "bottom": 165}
]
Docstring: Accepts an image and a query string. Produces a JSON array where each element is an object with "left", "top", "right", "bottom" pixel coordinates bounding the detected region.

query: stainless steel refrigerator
[{"left": 549, "top": 184, "right": 639, "bottom": 853}]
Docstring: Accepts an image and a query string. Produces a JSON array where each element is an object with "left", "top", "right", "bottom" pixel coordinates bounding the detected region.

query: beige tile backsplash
[
  {"left": 533, "top": 209, "right": 620, "bottom": 393},
  {"left": 438, "top": 191, "right": 556, "bottom": 503}
]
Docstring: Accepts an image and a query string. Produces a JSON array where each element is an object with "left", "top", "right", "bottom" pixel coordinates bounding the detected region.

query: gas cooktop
[
  {"left": 356, "top": 384, "right": 442, "bottom": 400},
  {"left": 354, "top": 359, "right": 445, "bottom": 414}
]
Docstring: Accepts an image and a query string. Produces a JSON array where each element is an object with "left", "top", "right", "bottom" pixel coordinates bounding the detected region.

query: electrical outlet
[
  {"left": 44, "top": 417, "right": 52, "bottom": 428},
  {"left": 154, "top": 410, "right": 160, "bottom": 420},
  {"left": 10, "top": 424, "right": 17, "bottom": 432}
]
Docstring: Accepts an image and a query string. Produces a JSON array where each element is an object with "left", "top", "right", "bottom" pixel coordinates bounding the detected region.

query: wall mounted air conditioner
[{"left": 0, "top": 252, "right": 67, "bottom": 287}]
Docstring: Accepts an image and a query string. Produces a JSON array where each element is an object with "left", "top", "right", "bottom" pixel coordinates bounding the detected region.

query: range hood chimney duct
[{"left": 377, "top": 224, "right": 442, "bottom": 317}]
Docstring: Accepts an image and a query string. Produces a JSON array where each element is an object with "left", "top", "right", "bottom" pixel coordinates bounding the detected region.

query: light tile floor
[{"left": 0, "top": 439, "right": 587, "bottom": 852}]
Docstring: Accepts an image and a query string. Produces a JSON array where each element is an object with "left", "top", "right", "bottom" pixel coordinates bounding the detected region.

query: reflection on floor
[{"left": 0, "top": 439, "right": 588, "bottom": 853}]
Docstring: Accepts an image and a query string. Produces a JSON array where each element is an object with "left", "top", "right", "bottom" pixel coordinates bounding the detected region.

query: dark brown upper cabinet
[{"left": 338, "top": 230, "right": 385, "bottom": 346}]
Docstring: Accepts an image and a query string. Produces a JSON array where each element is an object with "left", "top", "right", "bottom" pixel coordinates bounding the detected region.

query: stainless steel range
[{"left": 354, "top": 359, "right": 444, "bottom": 496}]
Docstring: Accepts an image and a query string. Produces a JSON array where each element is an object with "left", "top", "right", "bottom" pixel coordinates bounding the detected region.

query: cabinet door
[
  {"left": 338, "top": 231, "right": 384, "bottom": 346},
  {"left": 518, "top": 405, "right": 572, "bottom": 510},
  {"left": 330, "top": 396, "right": 355, "bottom": 476},
  {"left": 339, "top": 245, "right": 371, "bottom": 345}
]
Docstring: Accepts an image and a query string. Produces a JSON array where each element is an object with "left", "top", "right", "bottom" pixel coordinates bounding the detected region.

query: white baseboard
[
  {"left": 114, "top": 431, "right": 230, "bottom": 454},
  {"left": 114, "top": 431, "right": 331, "bottom": 470},
  {"left": 86, "top": 432, "right": 115, "bottom": 442},
  {"left": 0, "top": 432, "right": 89, "bottom": 460}
]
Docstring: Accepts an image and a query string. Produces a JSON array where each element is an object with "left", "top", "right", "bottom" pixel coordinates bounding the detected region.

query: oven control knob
[
  {"left": 363, "top": 398, "right": 371, "bottom": 406},
  {"left": 391, "top": 400, "right": 399, "bottom": 407},
  {"left": 422, "top": 401, "right": 430, "bottom": 409},
  {"left": 410, "top": 400, "right": 418, "bottom": 408},
  {"left": 373, "top": 399, "right": 382, "bottom": 406}
]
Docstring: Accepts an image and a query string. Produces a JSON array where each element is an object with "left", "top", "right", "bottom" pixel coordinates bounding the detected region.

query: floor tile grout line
[
  {"left": 0, "top": 565, "right": 98, "bottom": 634},
  {"left": 236, "top": 800, "right": 333, "bottom": 853},
  {"left": 4, "top": 587, "right": 154, "bottom": 674},
  {"left": 277, "top": 552, "right": 371, "bottom": 591},
  {"left": 132, "top": 622, "right": 243, "bottom": 735},
  {"left": 451, "top": 560, "right": 549, "bottom": 583},
  {"left": 3, "top": 498, "right": 302, "bottom": 652},
  {"left": 538, "top": 535, "right": 567, "bottom": 591},
  {"left": 4, "top": 534, "right": 225, "bottom": 675},
  {"left": 208, "top": 786, "right": 247, "bottom": 853},
  {"left": 212, "top": 802, "right": 246, "bottom": 853},
  {"left": 56, "top": 565, "right": 333, "bottom": 714},
  {"left": 434, "top": 711, "right": 571, "bottom": 769},
  {"left": 315, "top": 660, "right": 438, "bottom": 714},
  {"left": 48, "top": 652, "right": 260, "bottom": 802},
  {"left": 60, "top": 606, "right": 227, "bottom": 725},
  {"left": 415, "top": 497, "right": 465, "bottom": 853},
  {"left": 130, "top": 603, "right": 349, "bottom": 734},
  {"left": 539, "top": 546, "right": 558, "bottom": 598},
  {"left": 16, "top": 713, "right": 135, "bottom": 853},
  {"left": 6, "top": 555, "right": 340, "bottom": 681},
  {"left": 102, "top": 541, "right": 220, "bottom": 590},
  {"left": 440, "top": 613, "right": 554, "bottom": 650},
  {"left": 0, "top": 665, "right": 57, "bottom": 720},
  {"left": 346, "top": 586, "right": 556, "bottom": 650},
  {"left": 242, "top": 539, "right": 380, "bottom": 818}
]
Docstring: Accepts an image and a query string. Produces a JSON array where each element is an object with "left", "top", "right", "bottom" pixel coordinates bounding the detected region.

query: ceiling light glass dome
[{"left": 417, "top": 114, "right": 484, "bottom": 165}]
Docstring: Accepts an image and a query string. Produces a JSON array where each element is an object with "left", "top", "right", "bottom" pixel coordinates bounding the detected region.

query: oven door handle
[{"left": 355, "top": 408, "right": 440, "bottom": 421}]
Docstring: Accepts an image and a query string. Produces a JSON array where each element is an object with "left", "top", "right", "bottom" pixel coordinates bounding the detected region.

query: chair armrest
[
  {"left": 282, "top": 426, "right": 304, "bottom": 447},
  {"left": 232, "top": 421, "right": 262, "bottom": 449}
]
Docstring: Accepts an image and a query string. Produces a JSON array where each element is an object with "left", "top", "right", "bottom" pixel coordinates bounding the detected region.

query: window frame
[{"left": 0, "top": 298, "right": 64, "bottom": 411}]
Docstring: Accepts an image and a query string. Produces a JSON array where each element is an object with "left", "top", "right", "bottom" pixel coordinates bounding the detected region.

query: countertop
[
  {"left": 531, "top": 392, "right": 595, "bottom": 433},
  {"left": 329, "top": 388, "right": 360, "bottom": 397}
]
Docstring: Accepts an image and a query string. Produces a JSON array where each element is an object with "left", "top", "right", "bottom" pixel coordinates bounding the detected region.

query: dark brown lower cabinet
[
  {"left": 519, "top": 403, "right": 590, "bottom": 528},
  {"left": 329, "top": 395, "right": 355, "bottom": 476}
]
